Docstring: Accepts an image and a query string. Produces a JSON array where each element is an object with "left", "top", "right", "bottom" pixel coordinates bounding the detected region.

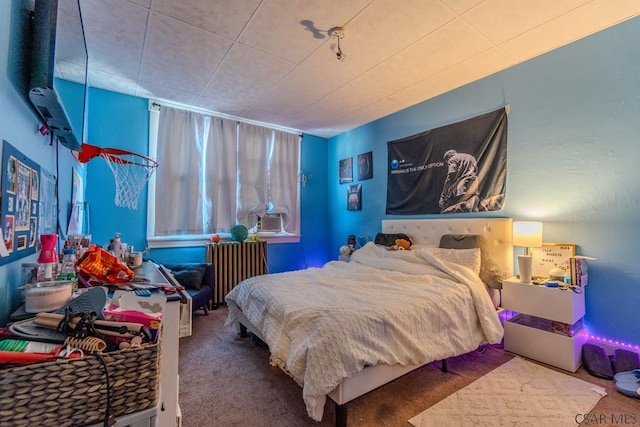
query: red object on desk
[{"left": 0, "top": 347, "right": 62, "bottom": 365}]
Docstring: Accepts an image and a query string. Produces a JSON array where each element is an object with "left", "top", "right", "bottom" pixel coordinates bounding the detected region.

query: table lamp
[
  {"left": 38, "top": 233, "right": 58, "bottom": 281},
  {"left": 513, "top": 221, "right": 543, "bottom": 283}
]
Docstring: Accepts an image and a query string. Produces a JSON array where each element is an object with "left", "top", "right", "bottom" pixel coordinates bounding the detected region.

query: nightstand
[{"left": 501, "top": 277, "right": 587, "bottom": 372}]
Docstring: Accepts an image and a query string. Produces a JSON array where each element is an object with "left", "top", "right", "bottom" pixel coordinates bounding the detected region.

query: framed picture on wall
[
  {"left": 29, "top": 217, "right": 37, "bottom": 247},
  {"left": 347, "top": 184, "right": 362, "bottom": 211},
  {"left": 5, "top": 156, "right": 17, "bottom": 194},
  {"left": 3, "top": 215, "right": 14, "bottom": 253},
  {"left": 15, "top": 160, "right": 31, "bottom": 231},
  {"left": 17, "top": 234, "right": 27, "bottom": 251},
  {"left": 30, "top": 169, "right": 39, "bottom": 200},
  {"left": 339, "top": 157, "right": 353, "bottom": 184},
  {"left": 357, "top": 151, "right": 373, "bottom": 180}
]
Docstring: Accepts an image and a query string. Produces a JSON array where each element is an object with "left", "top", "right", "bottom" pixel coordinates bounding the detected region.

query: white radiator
[{"left": 206, "top": 241, "right": 267, "bottom": 307}]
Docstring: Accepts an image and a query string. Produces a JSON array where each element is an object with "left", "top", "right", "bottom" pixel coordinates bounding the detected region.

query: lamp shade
[{"left": 512, "top": 221, "right": 543, "bottom": 248}]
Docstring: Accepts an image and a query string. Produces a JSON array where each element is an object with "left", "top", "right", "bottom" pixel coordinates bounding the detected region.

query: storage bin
[
  {"left": 0, "top": 342, "right": 159, "bottom": 427},
  {"left": 504, "top": 318, "right": 587, "bottom": 372}
]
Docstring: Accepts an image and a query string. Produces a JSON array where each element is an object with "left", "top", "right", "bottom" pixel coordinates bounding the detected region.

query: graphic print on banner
[{"left": 386, "top": 108, "right": 507, "bottom": 215}]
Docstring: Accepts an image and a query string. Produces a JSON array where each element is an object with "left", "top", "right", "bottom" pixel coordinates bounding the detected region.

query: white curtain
[
  {"left": 237, "top": 122, "right": 270, "bottom": 228},
  {"left": 152, "top": 105, "right": 300, "bottom": 238},
  {"left": 206, "top": 116, "right": 237, "bottom": 232},
  {"left": 269, "top": 130, "right": 300, "bottom": 233},
  {"left": 154, "top": 106, "right": 205, "bottom": 235}
]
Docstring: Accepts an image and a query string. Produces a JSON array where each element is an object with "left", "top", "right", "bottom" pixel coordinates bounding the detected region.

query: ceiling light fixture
[{"left": 328, "top": 26, "right": 345, "bottom": 62}]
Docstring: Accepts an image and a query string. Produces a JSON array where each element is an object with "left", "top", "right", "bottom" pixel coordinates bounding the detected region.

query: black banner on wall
[{"left": 386, "top": 108, "right": 507, "bottom": 215}]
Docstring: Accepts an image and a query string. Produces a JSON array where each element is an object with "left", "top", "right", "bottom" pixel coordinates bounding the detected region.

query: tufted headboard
[{"left": 382, "top": 218, "right": 513, "bottom": 277}]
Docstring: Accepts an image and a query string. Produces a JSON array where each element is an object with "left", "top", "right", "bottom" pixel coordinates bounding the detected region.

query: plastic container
[
  {"left": 58, "top": 248, "right": 78, "bottom": 288},
  {"left": 23, "top": 281, "right": 73, "bottom": 313}
]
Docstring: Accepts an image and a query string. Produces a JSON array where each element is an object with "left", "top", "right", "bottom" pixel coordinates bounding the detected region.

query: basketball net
[{"left": 76, "top": 143, "right": 158, "bottom": 210}]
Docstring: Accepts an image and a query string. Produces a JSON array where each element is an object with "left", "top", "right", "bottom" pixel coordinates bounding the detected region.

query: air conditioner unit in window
[{"left": 257, "top": 213, "right": 284, "bottom": 233}]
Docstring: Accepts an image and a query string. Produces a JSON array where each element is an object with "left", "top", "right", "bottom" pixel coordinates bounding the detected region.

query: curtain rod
[{"left": 148, "top": 99, "right": 302, "bottom": 136}]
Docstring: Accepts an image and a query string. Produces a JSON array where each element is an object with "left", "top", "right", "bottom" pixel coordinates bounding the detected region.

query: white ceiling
[{"left": 57, "top": 0, "right": 640, "bottom": 138}]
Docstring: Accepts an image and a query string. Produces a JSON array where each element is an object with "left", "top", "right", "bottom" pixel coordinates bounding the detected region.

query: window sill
[{"left": 147, "top": 233, "right": 300, "bottom": 249}]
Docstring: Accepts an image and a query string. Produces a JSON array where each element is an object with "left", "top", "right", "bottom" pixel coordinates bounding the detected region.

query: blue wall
[
  {"left": 6, "top": 0, "right": 635, "bottom": 345},
  {"left": 328, "top": 17, "right": 640, "bottom": 345},
  {"left": 84, "top": 88, "right": 331, "bottom": 273},
  {"left": 0, "top": 0, "right": 77, "bottom": 324},
  {"left": 83, "top": 88, "right": 150, "bottom": 254}
]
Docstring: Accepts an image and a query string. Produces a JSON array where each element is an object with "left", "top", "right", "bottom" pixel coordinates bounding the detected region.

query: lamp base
[{"left": 518, "top": 255, "right": 533, "bottom": 284}]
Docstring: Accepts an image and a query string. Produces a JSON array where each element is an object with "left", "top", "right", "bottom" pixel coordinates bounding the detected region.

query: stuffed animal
[
  {"left": 339, "top": 245, "right": 352, "bottom": 257},
  {"left": 389, "top": 238, "right": 411, "bottom": 251}
]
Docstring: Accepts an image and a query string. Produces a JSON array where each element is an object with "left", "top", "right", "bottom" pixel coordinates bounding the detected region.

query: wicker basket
[{"left": 0, "top": 342, "right": 160, "bottom": 427}]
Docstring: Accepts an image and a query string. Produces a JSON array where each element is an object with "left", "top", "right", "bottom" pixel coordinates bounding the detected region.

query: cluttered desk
[{"left": 0, "top": 244, "right": 189, "bottom": 427}]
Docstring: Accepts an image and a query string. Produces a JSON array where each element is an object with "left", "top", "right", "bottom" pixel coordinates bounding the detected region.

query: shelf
[
  {"left": 504, "top": 319, "right": 587, "bottom": 372},
  {"left": 501, "top": 278, "right": 585, "bottom": 324}
]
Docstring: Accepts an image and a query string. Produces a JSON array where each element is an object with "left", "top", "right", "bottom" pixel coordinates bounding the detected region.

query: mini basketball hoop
[{"left": 76, "top": 143, "right": 158, "bottom": 210}]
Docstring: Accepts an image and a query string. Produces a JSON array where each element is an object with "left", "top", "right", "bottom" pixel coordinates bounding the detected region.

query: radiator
[{"left": 206, "top": 241, "right": 267, "bottom": 307}]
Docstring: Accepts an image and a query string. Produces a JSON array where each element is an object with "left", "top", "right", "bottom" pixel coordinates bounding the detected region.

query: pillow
[
  {"left": 165, "top": 265, "right": 208, "bottom": 291},
  {"left": 374, "top": 233, "right": 412, "bottom": 247},
  {"left": 421, "top": 246, "right": 481, "bottom": 275},
  {"left": 439, "top": 234, "right": 507, "bottom": 289}
]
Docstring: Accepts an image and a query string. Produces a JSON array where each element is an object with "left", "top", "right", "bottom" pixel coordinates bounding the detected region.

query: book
[{"left": 570, "top": 256, "right": 594, "bottom": 287}]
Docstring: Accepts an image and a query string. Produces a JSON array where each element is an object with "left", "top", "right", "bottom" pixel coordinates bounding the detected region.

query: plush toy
[
  {"left": 339, "top": 245, "right": 352, "bottom": 257},
  {"left": 339, "top": 245, "right": 353, "bottom": 262},
  {"left": 389, "top": 238, "right": 411, "bottom": 251}
]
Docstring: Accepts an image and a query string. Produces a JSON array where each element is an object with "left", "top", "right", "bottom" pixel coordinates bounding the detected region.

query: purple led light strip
[{"left": 586, "top": 333, "right": 640, "bottom": 351}]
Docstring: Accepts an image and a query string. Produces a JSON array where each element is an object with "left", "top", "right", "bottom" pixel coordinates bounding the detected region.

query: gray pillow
[
  {"left": 374, "top": 233, "right": 412, "bottom": 247},
  {"left": 439, "top": 234, "right": 507, "bottom": 289},
  {"left": 167, "top": 265, "right": 207, "bottom": 291}
]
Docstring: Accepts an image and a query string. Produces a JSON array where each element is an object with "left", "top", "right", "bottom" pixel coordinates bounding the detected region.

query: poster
[
  {"left": 357, "top": 151, "right": 373, "bottom": 181},
  {"left": 386, "top": 108, "right": 508, "bottom": 215},
  {"left": 347, "top": 184, "right": 362, "bottom": 211},
  {"left": 339, "top": 157, "right": 353, "bottom": 184},
  {"left": 39, "top": 168, "right": 57, "bottom": 235},
  {"left": 67, "top": 166, "right": 84, "bottom": 235}
]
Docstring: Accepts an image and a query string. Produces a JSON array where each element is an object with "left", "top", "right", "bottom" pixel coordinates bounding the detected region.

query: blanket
[{"left": 225, "top": 242, "right": 503, "bottom": 421}]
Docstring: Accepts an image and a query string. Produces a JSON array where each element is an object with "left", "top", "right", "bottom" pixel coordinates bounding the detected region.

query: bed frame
[{"left": 235, "top": 217, "right": 513, "bottom": 426}]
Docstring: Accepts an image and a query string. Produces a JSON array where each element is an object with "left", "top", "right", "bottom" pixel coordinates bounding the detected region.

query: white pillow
[{"left": 420, "top": 247, "right": 481, "bottom": 275}]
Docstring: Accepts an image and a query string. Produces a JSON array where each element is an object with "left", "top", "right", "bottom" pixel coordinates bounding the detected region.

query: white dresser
[{"left": 502, "top": 277, "right": 587, "bottom": 372}]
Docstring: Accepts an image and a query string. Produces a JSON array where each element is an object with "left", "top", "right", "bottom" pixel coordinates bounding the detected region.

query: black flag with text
[{"left": 386, "top": 108, "right": 507, "bottom": 215}]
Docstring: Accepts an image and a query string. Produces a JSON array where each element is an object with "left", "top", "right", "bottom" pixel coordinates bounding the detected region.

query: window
[{"left": 147, "top": 104, "right": 300, "bottom": 248}]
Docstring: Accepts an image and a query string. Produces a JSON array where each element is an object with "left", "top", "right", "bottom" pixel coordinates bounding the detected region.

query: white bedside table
[{"left": 501, "top": 277, "right": 587, "bottom": 372}]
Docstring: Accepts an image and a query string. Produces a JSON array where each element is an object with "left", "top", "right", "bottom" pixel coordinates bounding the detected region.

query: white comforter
[{"left": 225, "top": 242, "right": 503, "bottom": 422}]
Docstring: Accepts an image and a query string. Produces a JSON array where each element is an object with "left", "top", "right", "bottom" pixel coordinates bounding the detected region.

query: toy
[
  {"left": 338, "top": 245, "right": 352, "bottom": 262},
  {"left": 389, "top": 238, "right": 411, "bottom": 251},
  {"left": 210, "top": 234, "right": 220, "bottom": 243}
]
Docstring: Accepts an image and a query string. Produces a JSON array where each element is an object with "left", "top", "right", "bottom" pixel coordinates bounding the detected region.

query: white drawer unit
[{"left": 502, "top": 278, "right": 587, "bottom": 372}]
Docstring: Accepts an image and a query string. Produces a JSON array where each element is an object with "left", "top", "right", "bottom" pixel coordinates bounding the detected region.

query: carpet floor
[{"left": 178, "top": 307, "right": 639, "bottom": 426}]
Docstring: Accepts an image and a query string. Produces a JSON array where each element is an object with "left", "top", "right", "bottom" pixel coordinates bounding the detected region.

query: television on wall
[{"left": 29, "top": 0, "right": 87, "bottom": 151}]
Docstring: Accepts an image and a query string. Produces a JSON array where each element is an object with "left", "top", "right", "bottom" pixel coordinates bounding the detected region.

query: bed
[{"left": 225, "top": 218, "right": 513, "bottom": 426}]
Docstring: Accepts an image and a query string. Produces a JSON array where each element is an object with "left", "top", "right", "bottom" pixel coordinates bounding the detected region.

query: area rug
[{"left": 409, "top": 357, "right": 607, "bottom": 427}]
